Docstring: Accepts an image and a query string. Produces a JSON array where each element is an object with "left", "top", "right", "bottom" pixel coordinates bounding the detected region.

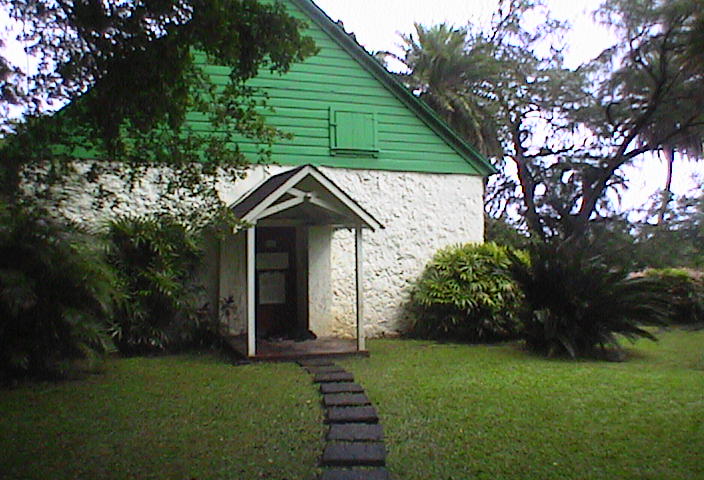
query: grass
[
  {"left": 339, "top": 328, "right": 704, "bottom": 480},
  {"left": 1, "top": 329, "right": 702, "bottom": 480},
  {"left": 0, "top": 355, "right": 322, "bottom": 480}
]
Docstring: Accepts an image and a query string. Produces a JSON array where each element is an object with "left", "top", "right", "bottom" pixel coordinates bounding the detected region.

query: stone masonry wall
[
  {"left": 319, "top": 168, "right": 485, "bottom": 338},
  {"left": 55, "top": 164, "right": 485, "bottom": 337}
]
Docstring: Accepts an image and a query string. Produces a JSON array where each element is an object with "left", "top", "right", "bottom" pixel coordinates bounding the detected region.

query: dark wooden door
[{"left": 255, "top": 227, "right": 297, "bottom": 338}]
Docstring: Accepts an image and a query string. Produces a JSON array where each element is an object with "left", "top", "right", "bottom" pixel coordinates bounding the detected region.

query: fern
[{"left": 410, "top": 242, "right": 525, "bottom": 342}]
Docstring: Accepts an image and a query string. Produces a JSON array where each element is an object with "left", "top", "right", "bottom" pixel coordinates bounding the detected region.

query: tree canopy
[
  {"left": 397, "top": 0, "right": 704, "bottom": 244},
  {"left": 0, "top": 0, "right": 317, "bottom": 210}
]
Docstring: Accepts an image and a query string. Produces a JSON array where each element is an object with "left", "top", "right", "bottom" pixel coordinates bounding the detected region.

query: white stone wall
[
  {"left": 319, "top": 168, "right": 485, "bottom": 337},
  {"left": 56, "top": 163, "right": 485, "bottom": 337}
]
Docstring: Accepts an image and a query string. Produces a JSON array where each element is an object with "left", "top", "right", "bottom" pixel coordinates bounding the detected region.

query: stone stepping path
[
  {"left": 321, "top": 383, "right": 365, "bottom": 394},
  {"left": 323, "top": 393, "right": 371, "bottom": 407},
  {"left": 314, "top": 371, "right": 355, "bottom": 383},
  {"left": 298, "top": 358, "right": 392, "bottom": 480},
  {"left": 326, "top": 406, "right": 379, "bottom": 424},
  {"left": 327, "top": 424, "right": 384, "bottom": 442}
]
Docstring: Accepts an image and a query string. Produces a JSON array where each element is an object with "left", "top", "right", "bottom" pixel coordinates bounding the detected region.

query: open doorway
[{"left": 255, "top": 227, "right": 299, "bottom": 339}]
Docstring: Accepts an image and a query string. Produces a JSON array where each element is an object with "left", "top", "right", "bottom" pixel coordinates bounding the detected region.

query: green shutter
[{"left": 330, "top": 108, "right": 379, "bottom": 157}]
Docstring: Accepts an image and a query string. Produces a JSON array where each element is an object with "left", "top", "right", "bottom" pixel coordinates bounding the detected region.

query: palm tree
[{"left": 385, "top": 23, "right": 502, "bottom": 158}]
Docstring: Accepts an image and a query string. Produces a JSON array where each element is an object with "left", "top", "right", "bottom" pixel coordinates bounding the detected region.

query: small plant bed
[
  {"left": 340, "top": 329, "right": 704, "bottom": 480},
  {"left": 0, "top": 355, "right": 322, "bottom": 480}
]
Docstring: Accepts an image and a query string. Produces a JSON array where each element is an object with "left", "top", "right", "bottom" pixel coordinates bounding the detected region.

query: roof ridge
[{"left": 291, "top": 0, "right": 497, "bottom": 176}]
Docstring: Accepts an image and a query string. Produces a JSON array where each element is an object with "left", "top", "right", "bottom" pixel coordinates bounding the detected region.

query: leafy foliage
[
  {"left": 1, "top": 0, "right": 317, "bottom": 207},
  {"left": 510, "top": 242, "right": 669, "bottom": 359},
  {"left": 0, "top": 201, "right": 114, "bottom": 380},
  {"left": 105, "top": 215, "right": 206, "bottom": 354},
  {"left": 484, "top": 214, "right": 531, "bottom": 250},
  {"left": 641, "top": 268, "right": 704, "bottom": 325},
  {"left": 387, "top": 23, "right": 501, "bottom": 158},
  {"left": 410, "top": 242, "right": 525, "bottom": 342},
  {"left": 396, "top": 0, "right": 703, "bottom": 241},
  {"left": 633, "top": 186, "right": 704, "bottom": 269}
]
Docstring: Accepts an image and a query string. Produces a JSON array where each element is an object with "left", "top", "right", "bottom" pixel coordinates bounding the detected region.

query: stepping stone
[
  {"left": 320, "top": 468, "right": 391, "bottom": 480},
  {"left": 314, "top": 372, "right": 354, "bottom": 383},
  {"left": 321, "top": 442, "right": 386, "bottom": 467},
  {"left": 323, "top": 393, "right": 371, "bottom": 407},
  {"left": 327, "top": 423, "right": 384, "bottom": 442},
  {"left": 298, "top": 359, "right": 336, "bottom": 367},
  {"left": 321, "top": 383, "right": 365, "bottom": 394},
  {"left": 306, "top": 365, "right": 347, "bottom": 375},
  {"left": 326, "top": 406, "right": 378, "bottom": 424}
]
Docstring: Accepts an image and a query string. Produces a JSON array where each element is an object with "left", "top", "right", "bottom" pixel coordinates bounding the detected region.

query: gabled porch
[{"left": 217, "top": 165, "right": 383, "bottom": 359}]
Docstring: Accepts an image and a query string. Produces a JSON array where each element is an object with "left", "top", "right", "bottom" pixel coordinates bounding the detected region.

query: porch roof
[{"left": 231, "top": 165, "right": 383, "bottom": 230}]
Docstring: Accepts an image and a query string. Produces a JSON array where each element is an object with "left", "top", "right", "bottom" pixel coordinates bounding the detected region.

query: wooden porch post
[
  {"left": 355, "top": 226, "right": 365, "bottom": 351},
  {"left": 247, "top": 226, "right": 256, "bottom": 357}
]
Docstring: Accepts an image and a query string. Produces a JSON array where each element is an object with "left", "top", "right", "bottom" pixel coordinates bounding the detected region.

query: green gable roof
[
  {"left": 190, "top": 0, "right": 496, "bottom": 177},
  {"left": 293, "top": 0, "right": 496, "bottom": 176}
]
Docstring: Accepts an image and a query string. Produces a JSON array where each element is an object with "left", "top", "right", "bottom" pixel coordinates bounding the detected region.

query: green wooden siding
[{"left": 186, "top": 0, "right": 483, "bottom": 175}]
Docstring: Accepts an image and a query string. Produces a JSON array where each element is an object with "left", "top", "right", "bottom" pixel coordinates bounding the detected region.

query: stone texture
[
  {"left": 320, "top": 468, "right": 391, "bottom": 480},
  {"left": 314, "top": 372, "right": 354, "bottom": 383},
  {"left": 321, "top": 383, "right": 365, "bottom": 394},
  {"left": 211, "top": 166, "right": 485, "bottom": 337},
  {"left": 323, "top": 393, "right": 370, "bottom": 407},
  {"left": 326, "top": 406, "right": 378, "bottom": 424},
  {"left": 60, "top": 164, "right": 485, "bottom": 337},
  {"left": 327, "top": 424, "right": 384, "bottom": 442},
  {"left": 324, "top": 167, "right": 484, "bottom": 338},
  {"left": 321, "top": 443, "right": 386, "bottom": 467}
]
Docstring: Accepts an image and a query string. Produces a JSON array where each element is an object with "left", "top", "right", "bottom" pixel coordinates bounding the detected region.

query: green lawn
[
  {"left": 341, "top": 328, "right": 704, "bottom": 480},
  {"left": 0, "top": 355, "right": 322, "bottom": 480},
  {"left": 1, "top": 330, "right": 702, "bottom": 480}
]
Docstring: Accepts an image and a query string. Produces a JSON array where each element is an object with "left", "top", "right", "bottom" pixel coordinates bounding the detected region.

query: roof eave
[{"left": 292, "top": 0, "right": 498, "bottom": 177}]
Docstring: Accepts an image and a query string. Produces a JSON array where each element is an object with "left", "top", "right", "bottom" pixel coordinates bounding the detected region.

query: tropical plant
[
  {"left": 410, "top": 242, "right": 525, "bottom": 342},
  {"left": 0, "top": 0, "right": 317, "bottom": 214},
  {"left": 388, "top": 23, "right": 501, "bottom": 158},
  {"left": 105, "top": 215, "right": 205, "bottom": 354},
  {"left": 396, "top": 1, "right": 704, "bottom": 243},
  {"left": 509, "top": 242, "right": 669, "bottom": 359},
  {"left": 0, "top": 201, "right": 115, "bottom": 380},
  {"left": 641, "top": 268, "right": 704, "bottom": 325}
]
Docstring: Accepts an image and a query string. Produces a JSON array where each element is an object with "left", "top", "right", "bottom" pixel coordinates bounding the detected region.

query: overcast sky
[{"left": 313, "top": 0, "right": 611, "bottom": 68}]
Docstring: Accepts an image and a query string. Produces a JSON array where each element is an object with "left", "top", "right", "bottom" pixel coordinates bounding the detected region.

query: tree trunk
[{"left": 657, "top": 145, "right": 675, "bottom": 225}]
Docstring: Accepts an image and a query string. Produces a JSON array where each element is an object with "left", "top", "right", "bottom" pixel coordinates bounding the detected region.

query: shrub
[
  {"left": 0, "top": 202, "right": 114, "bottom": 381},
  {"left": 509, "top": 242, "right": 669, "bottom": 359},
  {"left": 105, "top": 215, "right": 206, "bottom": 354},
  {"left": 410, "top": 242, "right": 525, "bottom": 342},
  {"left": 641, "top": 268, "right": 704, "bottom": 325}
]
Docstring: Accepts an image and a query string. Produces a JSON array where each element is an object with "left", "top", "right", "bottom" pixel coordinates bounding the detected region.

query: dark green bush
[
  {"left": 105, "top": 215, "right": 206, "bottom": 354},
  {"left": 0, "top": 202, "right": 114, "bottom": 381},
  {"left": 510, "top": 242, "right": 670, "bottom": 359},
  {"left": 410, "top": 242, "right": 525, "bottom": 342},
  {"left": 641, "top": 268, "right": 704, "bottom": 325}
]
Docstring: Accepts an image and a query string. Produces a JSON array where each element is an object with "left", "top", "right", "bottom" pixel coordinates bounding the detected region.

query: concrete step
[
  {"left": 320, "top": 383, "right": 365, "bottom": 394},
  {"left": 320, "top": 468, "right": 391, "bottom": 480},
  {"left": 323, "top": 393, "right": 371, "bottom": 407},
  {"left": 321, "top": 442, "right": 386, "bottom": 467},
  {"left": 326, "top": 406, "right": 378, "bottom": 424},
  {"left": 327, "top": 423, "right": 384, "bottom": 442},
  {"left": 314, "top": 372, "right": 354, "bottom": 383}
]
